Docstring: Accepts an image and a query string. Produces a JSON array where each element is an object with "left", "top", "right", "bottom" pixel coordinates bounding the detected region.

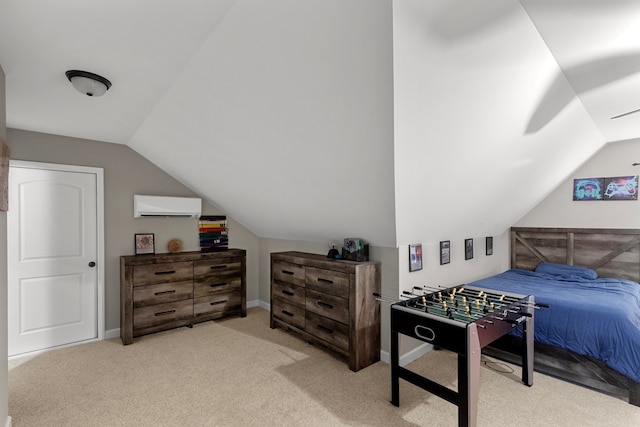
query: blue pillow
[{"left": 534, "top": 262, "right": 598, "bottom": 280}]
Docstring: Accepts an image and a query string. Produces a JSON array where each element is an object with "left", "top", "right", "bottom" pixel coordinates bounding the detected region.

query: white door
[{"left": 8, "top": 161, "right": 104, "bottom": 357}]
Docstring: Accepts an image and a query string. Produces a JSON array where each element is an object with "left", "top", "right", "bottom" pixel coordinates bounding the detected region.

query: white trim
[
  {"left": 5, "top": 415, "right": 12, "bottom": 427},
  {"left": 8, "top": 160, "right": 106, "bottom": 345},
  {"left": 379, "top": 343, "right": 432, "bottom": 365}
]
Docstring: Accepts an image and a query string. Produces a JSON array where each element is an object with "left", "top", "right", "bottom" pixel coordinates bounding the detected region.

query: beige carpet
[{"left": 8, "top": 307, "right": 640, "bottom": 426}]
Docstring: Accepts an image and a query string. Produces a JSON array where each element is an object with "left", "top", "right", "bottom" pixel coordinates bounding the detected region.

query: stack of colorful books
[{"left": 199, "top": 215, "right": 228, "bottom": 252}]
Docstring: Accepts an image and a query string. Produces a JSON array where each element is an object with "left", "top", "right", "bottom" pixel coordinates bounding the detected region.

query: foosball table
[{"left": 389, "top": 285, "right": 535, "bottom": 427}]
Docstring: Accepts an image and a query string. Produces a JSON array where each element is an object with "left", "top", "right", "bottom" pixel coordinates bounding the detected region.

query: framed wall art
[
  {"left": 409, "top": 244, "right": 423, "bottom": 272},
  {"left": 439, "top": 241, "right": 450, "bottom": 265},
  {"left": 603, "top": 175, "right": 638, "bottom": 200},
  {"left": 135, "top": 233, "right": 155, "bottom": 255},
  {"left": 465, "top": 238, "right": 474, "bottom": 260},
  {"left": 573, "top": 178, "right": 603, "bottom": 200},
  {"left": 486, "top": 236, "right": 493, "bottom": 256}
]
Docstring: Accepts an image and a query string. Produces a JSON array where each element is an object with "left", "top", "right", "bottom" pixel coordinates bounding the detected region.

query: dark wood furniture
[
  {"left": 484, "top": 227, "right": 640, "bottom": 406},
  {"left": 270, "top": 251, "right": 381, "bottom": 371},
  {"left": 120, "top": 249, "right": 246, "bottom": 345}
]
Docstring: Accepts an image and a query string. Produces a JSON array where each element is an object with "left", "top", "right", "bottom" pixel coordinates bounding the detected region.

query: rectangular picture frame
[
  {"left": 486, "top": 236, "right": 493, "bottom": 256},
  {"left": 135, "top": 233, "right": 155, "bottom": 255},
  {"left": 409, "top": 244, "right": 423, "bottom": 272},
  {"left": 465, "top": 238, "right": 474, "bottom": 260},
  {"left": 439, "top": 240, "right": 450, "bottom": 265}
]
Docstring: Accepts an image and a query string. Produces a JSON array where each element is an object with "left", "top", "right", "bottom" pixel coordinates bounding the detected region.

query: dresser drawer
[
  {"left": 133, "top": 299, "right": 193, "bottom": 329},
  {"left": 194, "top": 276, "right": 241, "bottom": 298},
  {"left": 305, "top": 289, "right": 349, "bottom": 324},
  {"left": 133, "top": 262, "right": 193, "bottom": 286},
  {"left": 306, "top": 312, "right": 348, "bottom": 351},
  {"left": 194, "top": 258, "right": 242, "bottom": 279},
  {"left": 305, "top": 266, "right": 349, "bottom": 298},
  {"left": 272, "top": 261, "right": 305, "bottom": 287},
  {"left": 272, "top": 281, "right": 305, "bottom": 308},
  {"left": 272, "top": 299, "right": 305, "bottom": 330},
  {"left": 133, "top": 281, "right": 193, "bottom": 308},
  {"left": 193, "top": 291, "right": 241, "bottom": 316}
]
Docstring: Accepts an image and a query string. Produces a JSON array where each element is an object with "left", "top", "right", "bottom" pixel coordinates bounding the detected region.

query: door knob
[{"left": 88, "top": 262, "right": 96, "bottom": 267}]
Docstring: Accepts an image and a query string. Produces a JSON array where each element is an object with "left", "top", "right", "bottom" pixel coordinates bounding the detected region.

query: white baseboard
[
  {"left": 380, "top": 343, "right": 433, "bottom": 366},
  {"left": 5, "top": 415, "right": 12, "bottom": 427},
  {"left": 105, "top": 328, "right": 120, "bottom": 340}
]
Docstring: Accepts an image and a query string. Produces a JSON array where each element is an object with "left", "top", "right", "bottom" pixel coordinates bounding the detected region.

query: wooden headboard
[{"left": 510, "top": 227, "right": 640, "bottom": 283}]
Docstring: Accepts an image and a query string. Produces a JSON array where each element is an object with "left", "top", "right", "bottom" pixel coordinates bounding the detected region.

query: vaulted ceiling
[{"left": 1, "top": 0, "right": 639, "bottom": 247}]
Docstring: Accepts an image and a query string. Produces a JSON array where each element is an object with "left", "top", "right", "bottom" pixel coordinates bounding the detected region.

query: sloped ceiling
[{"left": 1, "top": 0, "right": 639, "bottom": 248}]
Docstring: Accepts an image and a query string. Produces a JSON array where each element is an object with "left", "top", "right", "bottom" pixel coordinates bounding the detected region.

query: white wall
[
  {"left": 392, "top": 0, "right": 605, "bottom": 249},
  {"left": 516, "top": 138, "right": 640, "bottom": 227},
  {"left": 1, "top": 64, "right": 10, "bottom": 427},
  {"left": 129, "top": 0, "right": 397, "bottom": 248}
]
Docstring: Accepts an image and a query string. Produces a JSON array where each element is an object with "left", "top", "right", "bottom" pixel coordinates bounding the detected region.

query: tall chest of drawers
[
  {"left": 120, "top": 249, "right": 246, "bottom": 345},
  {"left": 270, "top": 251, "right": 381, "bottom": 371}
]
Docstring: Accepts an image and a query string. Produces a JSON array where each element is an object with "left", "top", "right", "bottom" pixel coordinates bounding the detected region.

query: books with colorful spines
[
  {"left": 200, "top": 236, "right": 229, "bottom": 243},
  {"left": 199, "top": 223, "right": 226, "bottom": 228},
  {"left": 199, "top": 227, "right": 227, "bottom": 232},
  {"left": 199, "top": 231, "right": 228, "bottom": 237}
]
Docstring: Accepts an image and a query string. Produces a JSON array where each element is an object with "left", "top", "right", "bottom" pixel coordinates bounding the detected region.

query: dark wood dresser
[
  {"left": 270, "top": 251, "right": 381, "bottom": 371},
  {"left": 120, "top": 249, "right": 246, "bottom": 345}
]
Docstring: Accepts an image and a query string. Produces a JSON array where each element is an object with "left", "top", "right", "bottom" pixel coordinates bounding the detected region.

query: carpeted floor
[{"left": 8, "top": 307, "right": 640, "bottom": 426}]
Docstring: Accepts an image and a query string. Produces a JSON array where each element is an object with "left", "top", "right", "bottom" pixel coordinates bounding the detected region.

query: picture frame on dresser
[{"left": 135, "top": 233, "right": 155, "bottom": 255}]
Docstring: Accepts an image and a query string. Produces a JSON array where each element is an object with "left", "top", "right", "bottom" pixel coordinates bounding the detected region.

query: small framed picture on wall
[
  {"left": 409, "top": 244, "right": 423, "bottom": 272},
  {"left": 135, "top": 233, "right": 155, "bottom": 255},
  {"left": 486, "top": 236, "right": 493, "bottom": 256},
  {"left": 465, "top": 238, "right": 474, "bottom": 260},
  {"left": 440, "top": 241, "right": 450, "bottom": 265}
]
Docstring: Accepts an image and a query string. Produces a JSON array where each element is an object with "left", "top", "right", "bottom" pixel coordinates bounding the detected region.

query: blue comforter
[{"left": 470, "top": 269, "right": 640, "bottom": 383}]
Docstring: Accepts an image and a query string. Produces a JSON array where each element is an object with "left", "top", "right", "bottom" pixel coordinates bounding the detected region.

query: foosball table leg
[{"left": 390, "top": 328, "right": 400, "bottom": 406}]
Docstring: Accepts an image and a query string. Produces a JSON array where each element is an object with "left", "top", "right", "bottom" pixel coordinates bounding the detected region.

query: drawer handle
[
  {"left": 155, "top": 309, "right": 176, "bottom": 316},
  {"left": 282, "top": 290, "right": 294, "bottom": 296},
  {"left": 210, "top": 300, "right": 227, "bottom": 306},
  {"left": 317, "top": 278, "right": 334, "bottom": 284},
  {"left": 317, "top": 325, "right": 334, "bottom": 334},
  {"left": 154, "top": 270, "right": 176, "bottom": 275},
  {"left": 154, "top": 290, "right": 176, "bottom": 296},
  {"left": 282, "top": 270, "right": 294, "bottom": 276},
  {"left": 209, "top": 283, "right": 227, "bottom": 288},
  {"left": 317, "top": 301, "right": 334, "bottom": 309},
  {"left": 210, "top": 265, "right": 227, "bottom": 270},
  {"left": 281, "top": 310, "right": 294, "bottom": 317}
]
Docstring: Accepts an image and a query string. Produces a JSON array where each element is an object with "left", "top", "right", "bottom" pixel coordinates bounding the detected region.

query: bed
[{"left": 473, "top": 227, "right": 640, "bottom": 406}]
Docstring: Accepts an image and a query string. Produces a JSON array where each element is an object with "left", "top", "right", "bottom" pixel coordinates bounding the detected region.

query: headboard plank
[{"left": 511, "top": 227, "right": 640, "bottom": 283}]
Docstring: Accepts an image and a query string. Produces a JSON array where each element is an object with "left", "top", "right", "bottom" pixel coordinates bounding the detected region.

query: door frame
[{"left": 9, "top": 160, "right": 105, "bottom": 348}]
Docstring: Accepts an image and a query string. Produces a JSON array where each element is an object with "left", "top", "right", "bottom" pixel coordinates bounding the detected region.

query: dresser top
[
  {"left": 271, "top": 251, "right": 379, "bottom": 272},
  {"left": 121, "top": 248, "right": 246, "bottom": 265}
]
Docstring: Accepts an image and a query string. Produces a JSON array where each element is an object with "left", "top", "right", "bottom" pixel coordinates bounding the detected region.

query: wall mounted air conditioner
[{"left": 134, "top": 195, "right": 202, "bottom": 218}]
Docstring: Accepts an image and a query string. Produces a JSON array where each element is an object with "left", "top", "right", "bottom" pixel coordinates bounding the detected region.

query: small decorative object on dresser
[
  {"left": 270, "top": 251, "right": 381, "bottom": 371},
  {"left": 135, "top": 233, "right": 155, "bottom": 255},
  {"left": 168, "top": 238, "right": 183, "bottom": 254},
  {"left": 120, "top": 249, "right": 246, "bottom": 345}
]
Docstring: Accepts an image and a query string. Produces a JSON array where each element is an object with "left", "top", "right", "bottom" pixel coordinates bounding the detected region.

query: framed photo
[
  {"left": 602, "top": 175, "right": 638, "bottom": 200},
  {"left": 135, "top": 233, "right": 155, "bottom": 255},
  {"left": 486, "top": 236, "right": 493, "bottom": 256},
  {"left": 465, "top": 238, "right": 474, "bottom": 260},
  {"left": 409, "top": 244, "right": 423, "bottom": 272},
  {"left": 573, "top": 178, "right": 603, "bottom": 201},
  {"left": 439, "top": 241, "right": 450, "bottom": 265}
]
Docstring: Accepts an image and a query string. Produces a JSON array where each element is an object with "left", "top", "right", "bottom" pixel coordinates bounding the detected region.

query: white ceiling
[{"left": 1, "top": 0, "right": 639, "bottom": 247}]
